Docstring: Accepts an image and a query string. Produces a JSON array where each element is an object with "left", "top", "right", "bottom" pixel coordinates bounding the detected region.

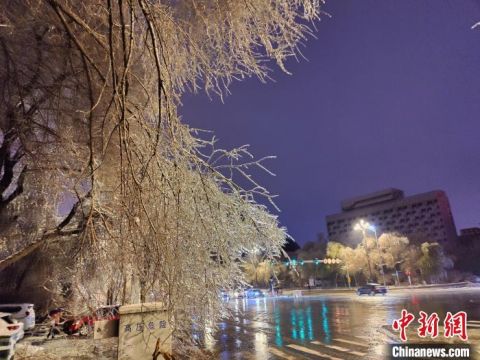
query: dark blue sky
[{"left": 180, "top": 0, "right": 480, "bottom": 245}]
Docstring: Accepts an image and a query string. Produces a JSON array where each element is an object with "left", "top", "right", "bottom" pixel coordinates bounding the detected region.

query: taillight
[{"left": 7, "top": 325, "right": 19, "bottom": 331}]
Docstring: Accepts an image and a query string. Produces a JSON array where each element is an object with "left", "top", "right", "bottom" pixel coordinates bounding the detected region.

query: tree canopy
[{"left": 0, "top": 0, "right": 323, "bottom": 350}]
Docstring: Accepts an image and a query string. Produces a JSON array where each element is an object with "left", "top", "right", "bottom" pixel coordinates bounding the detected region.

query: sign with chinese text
[{"left": 118, "top": 302, "right": 172, "bottom": 359}]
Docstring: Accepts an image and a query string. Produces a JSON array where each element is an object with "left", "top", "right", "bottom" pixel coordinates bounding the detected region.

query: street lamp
[
  {"left": 354, "top": 220, "right": 374, "bottom": 282},
  {"left": 354, "top": 220, "right": 386, "bottom": 286}
]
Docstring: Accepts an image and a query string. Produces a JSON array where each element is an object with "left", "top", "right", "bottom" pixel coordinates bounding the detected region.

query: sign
[{"left": 118, "top": 302, "right": 172, "bottom": 360}]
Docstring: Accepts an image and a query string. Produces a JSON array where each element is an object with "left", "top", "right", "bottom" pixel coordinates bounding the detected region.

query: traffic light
[{"left": 314, "top": 258, "right": 320, "bottom": 265}]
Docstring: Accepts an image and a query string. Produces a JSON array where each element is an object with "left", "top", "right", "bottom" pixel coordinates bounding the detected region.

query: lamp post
[
  {"left": 354, "top": 220, "right": 374, "bottom": 282},
  {"left": 354, "top": 220, "right": 386, "bottom": 286},
  {"left": 370, "top": 225, "right": 387, "bottom": 287}
]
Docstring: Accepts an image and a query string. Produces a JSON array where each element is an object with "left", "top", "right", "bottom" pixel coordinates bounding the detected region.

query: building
[
  {"left": 455, "top": 228, "right": 480, "bottom": 274},
  {"left": 326, "top": 188, "right": 457, "bottom": 246},
  {"left": 458, "top": 227, "right": 480, "bottom": 238}
]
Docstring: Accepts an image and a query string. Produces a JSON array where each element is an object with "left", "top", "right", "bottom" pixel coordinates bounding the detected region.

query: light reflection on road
[{"left": 213, "top": 288, "right": 480, "bottom": 359}]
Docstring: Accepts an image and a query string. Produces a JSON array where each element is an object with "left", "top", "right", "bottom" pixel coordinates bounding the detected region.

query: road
[{"left": 212, "top": 287, "right": 480, "bottom": 359}]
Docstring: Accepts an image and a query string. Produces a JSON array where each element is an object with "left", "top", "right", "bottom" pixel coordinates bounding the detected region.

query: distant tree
[
  {"left": 320, "top": 235, "right": 454, "bottom": 287},
  {"left": 377, "top": 233, "right": 410, "bottom": 269},
  {"left": 326, "top": 241, "right": 345, "bottom": 259},
  {"left": 339, "top": 246, "right": 367, "bottom": 287},
  {"left": 282, "top": 236, "right": 301, "bottom": 254},
  {"left": 326, "top": 242, "right": 346, "bottom": 286},
  {"left": 298, "top": 238, "right": 327, "bottom": 259},
  {"left": 417, "top": 242, "right": 451, "bottom": 283},
  {"left": 302, "top": 241, "right": 316, "bottom": 253},
  {"left": 401, "top": 245, "right": 422, "bottom": 281},
  {"left": 368, "top": 233, "right": 410, "bottom": 284},
  {"left": 243, "top": 260, "right": 274, "bottom": 287}
]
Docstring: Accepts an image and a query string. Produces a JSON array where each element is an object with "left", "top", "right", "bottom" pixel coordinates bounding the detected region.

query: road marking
[
  {"left": 286, "top": 344, "right": 344, "bottom": 360},
  {"left": 311, "top": 341, "right": 367, "bottom": 356},
  {"left": 333, "top": 338, "right": 369, "bottom": 348},
  {"left": 269, "top": 347, "right": 298, "bottom": 360}
]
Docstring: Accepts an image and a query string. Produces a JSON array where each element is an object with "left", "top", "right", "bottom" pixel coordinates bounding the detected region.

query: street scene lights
[
  {"left": 354, "top": 220, "right": 386, "bottom": 286},
  {"left": 353, "top": 219, "right": 375, "bottom": 233}
]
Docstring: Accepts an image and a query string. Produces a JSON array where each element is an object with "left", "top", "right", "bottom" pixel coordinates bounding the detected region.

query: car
[
  {"left": 356, "top": 283, "right": 387, "bottom": 296},
  {"left": 0, "top": 304, "right": 35, "bottom": 331},
  {"left": 245, "top": 288, "right": 264, "bottom": 298},
  {"left": 0, "top": 312, "right": 24, "bottom": 360},
  {"left": 63, "top": 305, "right": 119, "bottom": 336}
]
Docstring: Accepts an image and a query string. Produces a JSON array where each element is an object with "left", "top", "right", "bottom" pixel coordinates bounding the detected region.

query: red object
[
  {"left": 392, "top": 309, "right": 415, "bottom": 342},
  {"left": 444, "top": 311, "right": 468, "bottom": 341},
  {"left": 417, "top": 311, "right": 439, "bottom": 338},
  {"left": 66, "top": 306, "right": 119, "bottom": 335},
  {"left": 7, "top": 324, "right": 20, "bottom": 331}
]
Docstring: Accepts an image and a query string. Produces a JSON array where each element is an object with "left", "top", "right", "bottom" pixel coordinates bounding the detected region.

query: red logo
[
  {"left": 392, "top": 309, "right": 415, "bottom": 342},
  {"left": 417, "top": 311, "right": 439, "bottom": 338},
  {"left": 392, "top": 310, "right": 468, "bottom": 342},
  {"left": 444, "top": 311, "right": 468, "bottom": 341}
]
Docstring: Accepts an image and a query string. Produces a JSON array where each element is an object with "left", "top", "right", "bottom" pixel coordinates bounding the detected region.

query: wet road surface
[{"left": 212, "top": 288, "right": 480, "bottom": 359}]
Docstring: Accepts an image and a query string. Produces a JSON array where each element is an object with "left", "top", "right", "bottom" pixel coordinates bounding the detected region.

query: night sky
[{"left": 180, "top": 0, "right": 480, "bottom": 245}]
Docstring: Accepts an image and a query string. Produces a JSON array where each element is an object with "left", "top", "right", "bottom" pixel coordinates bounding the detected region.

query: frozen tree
[
  {"left": 376, "top": 233, "right": 409, "bottom": 268},
  {"left": 417, "top": 242, "right": 452, "bottom": 283},
  {"left": 0, "top": 0, "right": 323, "bottom": 352}
]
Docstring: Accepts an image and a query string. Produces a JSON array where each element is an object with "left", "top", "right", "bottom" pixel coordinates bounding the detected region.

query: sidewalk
[{"left": 16, "top": 337, "right": 118, "bottom": 360}]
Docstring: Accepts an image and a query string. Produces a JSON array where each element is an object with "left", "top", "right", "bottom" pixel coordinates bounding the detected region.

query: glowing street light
[{"left": 353, "top": 219, "right": 376, "bottom": 233}]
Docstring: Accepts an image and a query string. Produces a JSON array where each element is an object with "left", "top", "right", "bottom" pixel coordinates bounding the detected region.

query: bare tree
[{"left": 0, "top": 0, "right": 322, "bottom": 351}]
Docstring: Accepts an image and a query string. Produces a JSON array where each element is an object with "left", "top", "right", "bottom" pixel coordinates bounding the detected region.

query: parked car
[
  {"left": 63, "top": 305, "right": 119, "bottom": 336},
  {"left": 0, "top": 312, "right": 24, "bottom": 360},
  {"left": 245, "top": 288, "right": 264, "bottom": 298},
  {"left": 356, "top": 283, "right": 387, "bottom": 296},
  {"left": 0, "top": 304, "right": 35, "bottom": 331}
]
